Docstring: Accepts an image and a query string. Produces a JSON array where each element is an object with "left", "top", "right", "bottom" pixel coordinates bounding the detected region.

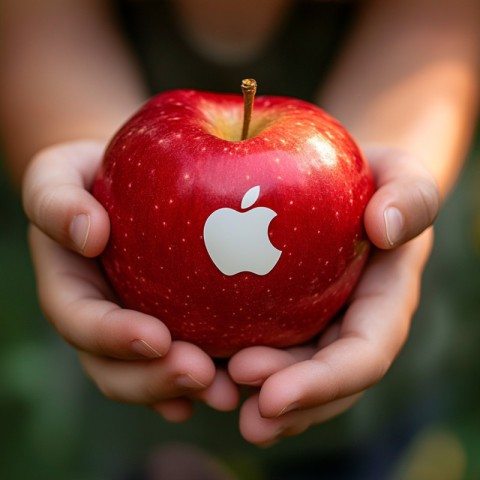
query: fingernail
[
  {"left": 175, "top": 374, "right": 207, "bottom": 390},
  {"left": 384, "top": 207, "right": 404, "bottom": 246},
  {"left": 70, "top": 214, "right": 91, "bottom": 252},
  {"left": 131, "top": 339, "right": 163, "bottom": 358},
  {"left": 275, "top": 402, "right": 299, "bottom": 417}
]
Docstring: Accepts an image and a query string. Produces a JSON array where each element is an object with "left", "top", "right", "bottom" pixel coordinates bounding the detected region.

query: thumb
[
  {"left": 22, "top": 140, "right": 110, "bottom": 257},
  {"left": 363, "top": 146, "right": 441, "bottom": 249}
]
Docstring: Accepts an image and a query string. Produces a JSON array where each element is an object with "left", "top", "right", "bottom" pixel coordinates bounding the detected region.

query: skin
[{"left": 1, "top": 0, "right": 479, "bottom": 445}]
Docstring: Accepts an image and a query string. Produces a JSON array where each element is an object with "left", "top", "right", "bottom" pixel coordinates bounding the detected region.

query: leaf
[{"left": 241, "top": 185, "right": 260, "bottom": 209}]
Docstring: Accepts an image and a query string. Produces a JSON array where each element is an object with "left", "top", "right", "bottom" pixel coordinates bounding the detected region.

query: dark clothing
[{"left": 116, "top": 0, "right": 358, "bottom": 101}]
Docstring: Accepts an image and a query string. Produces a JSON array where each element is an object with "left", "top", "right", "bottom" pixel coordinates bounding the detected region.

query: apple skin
[{"left": 92, "top": 89, "right": 375, "bottom": 357}]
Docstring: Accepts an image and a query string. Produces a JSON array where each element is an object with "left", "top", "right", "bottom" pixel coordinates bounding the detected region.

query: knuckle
[{"left": 415, "top": 178, "right": 441, "bottom": 225}]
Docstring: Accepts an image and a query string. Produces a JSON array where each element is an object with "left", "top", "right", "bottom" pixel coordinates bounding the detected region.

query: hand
[
  {"left": 23, "top": 140, "right": 239, "bottom": 421},
  {"left": 228, "top": 147, "right": 440, "bottom": 445}
]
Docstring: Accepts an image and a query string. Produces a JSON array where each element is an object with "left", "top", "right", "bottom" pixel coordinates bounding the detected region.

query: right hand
[{"left": 23, "top": 140, "right": 239, "bottom": 421}]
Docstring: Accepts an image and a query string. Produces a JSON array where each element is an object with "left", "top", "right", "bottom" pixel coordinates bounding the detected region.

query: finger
[
  {"left": 152, "top": 368, "right": 240, "bottom": 421},
  {"left": 151, "top": 398, "right": 195, "bottom": 423},
  {"left": 363, "top": 146, "right": 440, "bottom": 248},
  {"left": 239, "top": 393, "right": 361, "bottom": 446},
  {"left": 79, "top": 341, "right": 216, "bottom": 404},
  {"left": 229, "top": 345, "right": 316, "bottom": 387},
  {"left": 30, "top": 225, "right": 171, "bottom": 359},
  {"left": 195, "top": 368, "right": 240, "bottom": 412},
  {"left": 22, "top": 140, "right": 109, "bottom": 257},
  {"left": 257, "top": 229, "right": 433, "bottom": 418}
]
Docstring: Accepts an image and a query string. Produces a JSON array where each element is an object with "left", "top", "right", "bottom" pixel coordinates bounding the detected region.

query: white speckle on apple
[
  {"left": 339, "top": 247, "right": 344, "bottom": 252},
  {"left": 128, "top": 182, "right": 132, "bottom": 188},
  {"left": 169, "top": 199, "right": 174, "bottom": 204},
  {"left": 183, "top": 173, "right": 190, "bottom": 180},
  {"left": 158, "top": 139, "right": 164, "bottom": 144},
  {"left": 275, "top": 157, "right": 280, "bottom": 163},
  {"left": 289, "top": 200, "right": 294, "bottom": 205}
]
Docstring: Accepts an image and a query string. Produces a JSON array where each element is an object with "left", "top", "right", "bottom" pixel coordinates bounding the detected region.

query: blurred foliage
[{"left": 0, "top": 122, "right": 479, "bottom": 479}]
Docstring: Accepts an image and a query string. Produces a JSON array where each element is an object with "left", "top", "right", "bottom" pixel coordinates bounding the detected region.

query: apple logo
[{"left": 203, "top": 186, "right": 282, "bottom": 276}]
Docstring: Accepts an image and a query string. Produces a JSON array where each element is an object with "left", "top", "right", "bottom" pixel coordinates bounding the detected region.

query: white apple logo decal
[{"left": 203, "top": 186, "right": 282, "bottom": 276}]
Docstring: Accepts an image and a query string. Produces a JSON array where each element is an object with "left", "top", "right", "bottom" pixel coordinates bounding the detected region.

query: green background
[{"left": 1, "top": 125, "right": 479, "bottom": 479}]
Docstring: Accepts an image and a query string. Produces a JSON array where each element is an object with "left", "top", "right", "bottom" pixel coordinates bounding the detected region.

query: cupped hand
[
  {"left": 228, "top": 147, "right": 440, "bottom": 445},
  {"left": 23, "top": 141, "right": 239, "bottom": 421}
]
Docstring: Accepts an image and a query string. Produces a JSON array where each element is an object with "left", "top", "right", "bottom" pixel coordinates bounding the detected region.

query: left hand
[{"left": 228, "top": 147, "right": 439, "bottom": 445}]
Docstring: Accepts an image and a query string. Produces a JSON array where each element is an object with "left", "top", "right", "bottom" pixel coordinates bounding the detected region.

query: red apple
[{"left": 92, "top": 81, "right": 375, "bottom": 357}]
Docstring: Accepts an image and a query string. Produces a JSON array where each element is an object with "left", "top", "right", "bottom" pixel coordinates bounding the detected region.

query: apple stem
[{"left": 241, "top": 78, "right": 257, "bottom": 141}]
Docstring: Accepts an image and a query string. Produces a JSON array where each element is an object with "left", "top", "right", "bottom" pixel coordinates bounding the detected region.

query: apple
[{"left": 92, "top": 80, "right": 375, "bottom": 357}]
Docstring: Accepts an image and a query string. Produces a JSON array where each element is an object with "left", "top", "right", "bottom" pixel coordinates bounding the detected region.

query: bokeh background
[{"left": 0, "top": 125, "right": 479, "bottom": 479}]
